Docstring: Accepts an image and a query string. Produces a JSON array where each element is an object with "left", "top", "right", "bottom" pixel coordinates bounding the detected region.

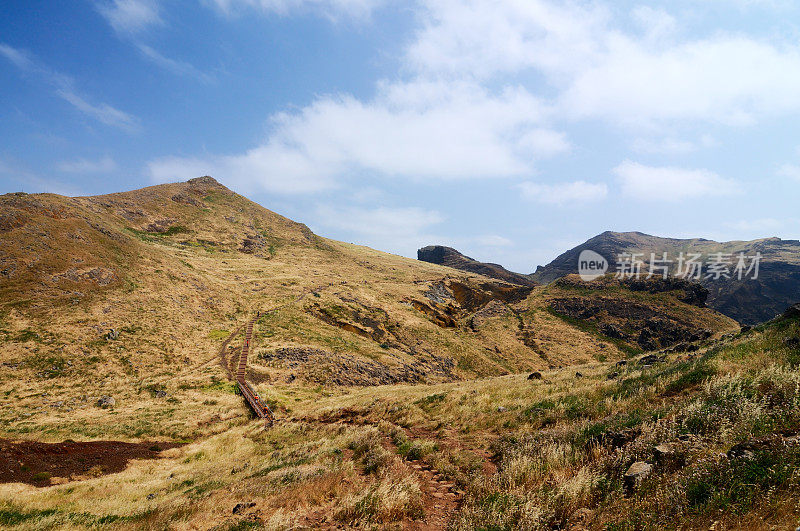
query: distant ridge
[
  {"left": 417, "top": 245, "right": 537, "bottom": 287},
  {"left": 531, "top": 231, "right": 800, "bottom": 324}
]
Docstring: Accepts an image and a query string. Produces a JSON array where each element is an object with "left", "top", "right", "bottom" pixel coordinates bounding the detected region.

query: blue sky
[{"left": 2, "top": 0, "right": 800, "bottom": 272}]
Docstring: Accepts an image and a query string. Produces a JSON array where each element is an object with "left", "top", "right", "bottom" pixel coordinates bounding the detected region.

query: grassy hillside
[
  {"left": 0, "top": 178, "right": 737, "bottom": 443},
  {"left": 0, "top": 178, "right": 756, "bottom": 529},
  {"left": 0, "top": 303, "right": 796, "bottom": 529}
]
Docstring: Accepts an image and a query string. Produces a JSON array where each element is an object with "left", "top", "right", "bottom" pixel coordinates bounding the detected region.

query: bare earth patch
[{"left": 0, "top": 438, "right": 183, "bottom": 487}]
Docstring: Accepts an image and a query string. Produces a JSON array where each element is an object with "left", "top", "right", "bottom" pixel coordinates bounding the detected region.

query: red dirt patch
[{"left": 0, "top": 438, "right": 183, "bottom": 487}]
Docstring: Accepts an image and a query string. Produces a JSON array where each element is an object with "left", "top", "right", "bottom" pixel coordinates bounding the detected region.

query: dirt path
[{"left": 381, "top": 436, "right": 463, "bottom": 531}]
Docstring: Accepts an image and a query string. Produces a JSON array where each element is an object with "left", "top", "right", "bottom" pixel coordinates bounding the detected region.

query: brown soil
[{"left": 0, "top": 438, "right": 183, "bottom": 487}]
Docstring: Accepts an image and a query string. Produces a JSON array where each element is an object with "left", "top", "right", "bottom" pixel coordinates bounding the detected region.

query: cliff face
[{"left": 417, "top": 245, "right": 537, "bottom": 287}]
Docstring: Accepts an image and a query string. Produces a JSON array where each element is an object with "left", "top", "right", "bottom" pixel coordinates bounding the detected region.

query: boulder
[
  {"left": 527, "top": 371, "right": 543, "bottom": 380},
  {"left": 97, "top": 395, "right": 115, "bottom": 408},
  {"left": 575, "top": 371, "right": 584, "bottom": 378},
  {"left": 232, "top": 502, "right": 256, "bottom": 514},
  {"left": 638, "top": 354, "right": 664, "bottom": 365},
  {"left": 623, "top": 461, "right": 652, "bottom": 493},
  {"left": 653, "top": 442, "right": 684, "bottom": 468},
  {"left": 105, "top": 328, "right": 119, "bottom": 341}
]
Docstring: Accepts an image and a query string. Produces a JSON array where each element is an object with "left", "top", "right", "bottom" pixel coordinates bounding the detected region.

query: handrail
[{"left": 235, "top": 313, "right": 274, "bottom": 426}]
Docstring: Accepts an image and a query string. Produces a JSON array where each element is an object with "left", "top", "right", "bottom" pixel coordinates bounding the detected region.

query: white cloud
[
  {"left": 136, "top": 44, "right": 213, "bottom": 82},
  {"left": 562, "top": 35, "right": 800, "bottom": 126},
  {"left": 56, "top": 90, "right": 139, "bottom": 131},
  {"left": 406, "top": 0, "right": 608, "bottom": 80},
  {"left": 631, "top": 135, "right": 718, "bottom": 154},
  {"left": 632, "top": 137, "right": 697, "bottom": 155},
  {"left": 148, "top": 79, "right": 564, "bottom": 192},
  {"left": 0, "top": 158, "right": 84, "bottom": 196},
  {"left": 57, "top": 156, "right": 117, "bottom": 174},
  {"left": 318, "top": 205, "right": 443, "bottom": 237},
  {"left": 206, "top": 0, "right": 383, "bottom": 19},
  {"left": 406, "top": 0, "right": 800, "bottom": 127},
  {"left": 519, "top": 181, "right": 608, "bottom": 205},
  {"left": 472, "top": 235, "right": 514, "bottom": 247},
  {"left": 0, "top": 43, "right": 139, "bottom": 131},
  {"left": 98, "top": 0, "right": 162, "bottom": 34},
  {"left": 313, "top": 204, "right": 444, "bottom": 256},
  {"left": 726, "top": 217, "right": 784, "bottom": 233},
  {"left": 614, "top": 160, "right": 741, "bottom": 201},
  {"left": 631, "top": 6, "right": 677, "bottom": 42},
  {"left": 777, "top": 163, "right": 800, "bottom": 181},
  {"left": 148, "top": 0, "right": 800, "bottom": 201}
]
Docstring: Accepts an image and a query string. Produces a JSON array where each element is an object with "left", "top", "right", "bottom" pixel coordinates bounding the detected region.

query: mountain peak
[{"left": 187, "top": 176, "right": 222, "bottom": 187}]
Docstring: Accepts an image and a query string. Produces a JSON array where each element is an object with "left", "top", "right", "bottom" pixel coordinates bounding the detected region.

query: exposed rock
[
  {"left": 154, "top": 390, "right": 168, "bottom": 398},
  {"left": 97, "top": 396, "right": 115, "bottom": 408},
  {"left": 239, "top": 235, "right": 269, "bottom": 255},
  {"left": 549, "top": 295, "right": 712, "bottom": 351},
  {"left": 470, "top": 300, "right": 511, "bottom": 330},
  {"left": 52, "top": 267, "right": 117, "bottom": 286},
  {"left": 106, "top": 328, "right": 119, "bottom": 341},
  {"left": 653, "top": 442, "right": 684, "bottom": 467},
  {"left": 726, "top": 434, "right": 800, "bottom": 459},
  {"left": 497, "top": 406, "right": 507, "bottom": 412},
  {"left": 638, "top": 354, "right": 665, "bottom": 366},
  {"left": 423, "top": 281, "right": 454, "bottom": 305},
  {"left": 575, "top": 371, "right": 583, "bottom": 378},
  {"left": 262, "top": 347, "right": 456, "bottom": 386},
  {"left": 624, "top": 461, "right": 652, "bottom": 493},
  {"left": 143, "top": 219, "right": 176, "bottom": 233},
  {"left": 607, "top": 372, "right": 619, "bottom": 380},
  {"left": 783, "top": 303, "right": 800, "bottom": 320},
  {"left": 596, "top": 428, "right": 640, "bottom": 450},
  {"left": 232, "top": 502, "right": 256, "bottom": 514},
  {"left": 600, "top": 323, "right": 627, "bottom": 339},
  {"left": 616, "top": 360, "right": 627, "bottom": 367},
  {"left": 527, "top": 371, "right": 543, "bottom": 380},
  {"left": 740, "top": 325, "right": 752, "bottom": 334},
  {"left": 409, "top": 299, "right": 457, "bottom": 328}
]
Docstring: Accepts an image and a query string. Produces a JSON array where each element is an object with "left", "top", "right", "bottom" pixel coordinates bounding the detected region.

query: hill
[
  {"left": 531, "top": 231, "right": 800, "bottom": 325},
  {"left": 0, "top": 178, "right": 750, "bottom": 529},
  {"left": 417, "top": 245, "right": 537, "bottom": 287}
]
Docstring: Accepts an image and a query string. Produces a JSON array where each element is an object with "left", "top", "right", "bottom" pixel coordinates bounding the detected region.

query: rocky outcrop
[
  {"left": 418, "top": 245, "right": 537, "bottom": 287},
  {"left": 548, "top": 295, "right": 714, "bottom": 351},
  {"left": 623, "top": 461, "right": 652, "bottom": 493}
]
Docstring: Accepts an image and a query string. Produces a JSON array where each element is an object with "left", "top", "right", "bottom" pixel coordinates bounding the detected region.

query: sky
[{"left": 2, "top": 0, "right": 800, "bottom": 272}]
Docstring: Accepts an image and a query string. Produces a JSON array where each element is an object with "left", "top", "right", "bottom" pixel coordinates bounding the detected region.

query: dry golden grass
[{"left": 0, "top": 178, "right": 775, "bottom": 529}]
